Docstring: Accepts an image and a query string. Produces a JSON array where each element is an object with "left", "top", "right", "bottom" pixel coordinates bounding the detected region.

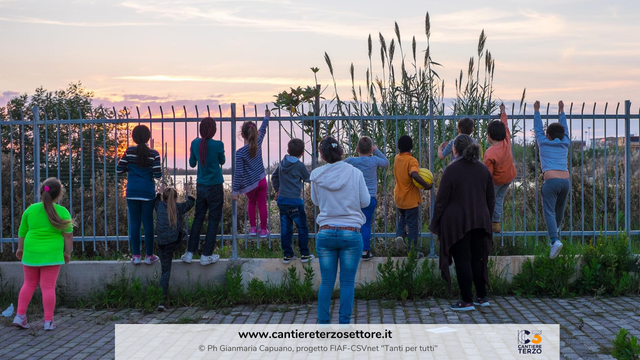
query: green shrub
[
  {"left": 577, "top": 235, "right": 637, "bottom": 296},
  {"left": 356, "top": 252, "right": 450, "bottom": 300},
  {"left": 246, "top": 264, "right": 315, "bottom": 304},
  {"left": 612, "top": 328, "right": 640, "bottom": 360},
  {"left": 512, "top": 247, "right": 578, "bottom": 297}
]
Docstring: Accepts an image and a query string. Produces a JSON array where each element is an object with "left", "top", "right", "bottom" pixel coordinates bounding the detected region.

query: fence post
[
  {"left": 624, "top": 100, "right": 632, "bottom": 249},
  {"left": 33, "top": 106, "right": 41, "bottom": 202},
  {"left": 313, "top": 84, "right": 321, "bottom": 169},
  {"left": 428, "top": 101, "right": 436, "bottom": 258},
  {"left": 231, "top": 103, "right": 239, "bottom": 260}
]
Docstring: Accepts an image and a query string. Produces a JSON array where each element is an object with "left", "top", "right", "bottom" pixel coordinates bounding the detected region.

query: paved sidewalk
[{"left": 1, "top": 296, "right": 638, "bottom": 359}]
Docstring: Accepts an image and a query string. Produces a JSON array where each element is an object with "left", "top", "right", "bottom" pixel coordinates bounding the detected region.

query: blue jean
[
  {"left": 541, "top": 178, "right": 570, "bottom": 240},
  {"left": 361, "top": 197, "right": 377, "bottom": 252},
  {"left": 278, "top": 203, "right": 310, "bottom": 257},
  {"left": 188, "top": 183, "right": 224, "bottom": 256},
  {"left": 316, "top": 229, "right": 363, "bottom": 324},
  {"left": 396, "top": 207, "right": 420, "bottom": 250},
  {"left": 127, "top": 199, "right": 156, "bottom": 256},
  {"left": 492, "top": 183, "right": 511, "bottom": 223}
]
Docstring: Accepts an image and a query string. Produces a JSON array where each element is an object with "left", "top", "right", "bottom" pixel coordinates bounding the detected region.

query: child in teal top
[{"left": 14, "top": 178, "right": 74, "bottom": 331}]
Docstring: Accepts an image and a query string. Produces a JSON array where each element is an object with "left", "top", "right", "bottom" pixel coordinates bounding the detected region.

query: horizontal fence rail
[{"left": 1, "top": 101, "right": 639, "bottom": 259}]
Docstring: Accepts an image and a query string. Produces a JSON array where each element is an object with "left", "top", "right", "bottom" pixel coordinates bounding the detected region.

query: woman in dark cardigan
[{"left": 430, "top": 134, "right": 495, "bottom": 311}]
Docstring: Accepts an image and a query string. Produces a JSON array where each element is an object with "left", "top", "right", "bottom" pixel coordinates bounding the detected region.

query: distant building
[
  {"left": 571, "top": 140, "right": 586, "bottom": 150},
  {"left": 596, "top": 137, "right": 625, "bottom": 147},
  {"left": 631, "top": 136, "right": 639, "bottom": 150}
]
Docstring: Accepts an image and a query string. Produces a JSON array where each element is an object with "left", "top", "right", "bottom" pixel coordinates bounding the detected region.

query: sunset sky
[
  {"left": 1, "top": 0, "right": 639, "bottom": 170},
  {"left": 1, "top": 0, "right": 639, "bottom": 112}
]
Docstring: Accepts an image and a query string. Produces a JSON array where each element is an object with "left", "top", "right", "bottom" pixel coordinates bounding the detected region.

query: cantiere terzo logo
[{"left": 518, "top": 330, "right": 543, "bottom": 355}]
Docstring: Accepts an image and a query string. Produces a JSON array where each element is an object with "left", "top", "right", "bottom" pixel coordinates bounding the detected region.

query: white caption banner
[{"left": 116, "top": 323, "right": 560, "bottom": 359}]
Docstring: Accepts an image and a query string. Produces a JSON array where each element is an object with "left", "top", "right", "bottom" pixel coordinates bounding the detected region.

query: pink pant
[
  {"left": 18, "top": 265, "right": 61, "bottom": 321},
  {"left": 246, "top": 178, "right": 268, "bottom": 230}
]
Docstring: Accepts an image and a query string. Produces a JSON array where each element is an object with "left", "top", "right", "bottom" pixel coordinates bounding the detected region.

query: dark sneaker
[
  {"left": 300, "top": 254, "right": 315, "bottom": 263},
  {"left": 450, "top": 301, "right": 475, "bottom": 311},
  {"left": 283, "top": 255, "right": 297, "bottom": 264},
  {"left": 157, "top": 302, "right": 166, "bottom": 312},
  {"left": 362, "top": 251, "right": 373, "bottom": 261},
  {"left": 473, "top": 296, "right": 490, "bottom": 307}
]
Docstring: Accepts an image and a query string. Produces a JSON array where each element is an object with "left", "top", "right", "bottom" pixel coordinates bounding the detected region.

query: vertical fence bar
[
  {"left": 580, "top": 103, "right": 585, "bottom": 244},
  {"left": 218, "top": 105, "right": 224, "bottom": 250},
  {"left": 0, "top": 120, "right": 3, "bottom": 249},
  {"left": 44, "top": 109, "right": 49, "bottom": 179},
  {"left": 231, "top": 103, "right": 238, "bottom": 260},
  {"left": 428, "top": 101, "right": 435, "bottom": 257},
  {"left": 568, "top": 103, "right": 574, "bottom": 244},
  {"left": 20, "top": 109, "right": 26, "bottom": 214},
  {"left": 67, "top": 110, "right": 74, "bottom": 247},
  {"left": 55, "top": 108, "right": 61, "bottom": 181},
  {"left": 79, "top": 109, "right": 85, "bottom": 250},
  {"left": 624, "top": 100, "right": 631, "bottom": 248},
  {"left": 522, "top": 104, "right": 527, "bottom": 246},
  {"left": 10, "top": 111, "right": 15, "bottom": 249},
  {"left": 603, "top": 103, "right": 608, "bottom": 236},
  {"left": 615, "top": 103, "right": 620, "bottom": 237},
  {"left": 114, "top": 107, "right": 120, "bottom": 250},
  {"left": 510, "top": 103, "right": 515, "bottom": 246},
  {"left": 91, "top": 110, "right": 96, "bottom": 251},
  {"left": 592, "top": 103, "right": 596, "bottom": 240},
  {"left": 242, "top": 105, "right": 248, "bottom": 249},
  {"left": 33, "top": 107, "right": 41, "bottom": 202},
  {"left": 103, "top": 114, "right": 108, "bottom": 250}
]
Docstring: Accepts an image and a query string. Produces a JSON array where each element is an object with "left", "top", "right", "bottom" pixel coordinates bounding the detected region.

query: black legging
[
  {"left": 158, "top": 240, "right": 182, "bottom": 299},
  {"left": 450, "top": 229, "right": 488, "bottom": 303}
]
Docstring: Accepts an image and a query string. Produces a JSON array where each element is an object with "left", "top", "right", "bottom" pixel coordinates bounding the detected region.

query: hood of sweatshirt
[
  {"left": 280, "top": 155, "right": 299, "bottom": 174},
  {"left": 310, "top": 161, "right": 352, "bottom": 191}
]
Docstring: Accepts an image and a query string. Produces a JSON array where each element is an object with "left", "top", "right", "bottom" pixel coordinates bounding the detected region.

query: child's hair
[
  {"left": 547, "top": 123, "right": 565, "bottom": 141},
  {"left": 487, "top": 120, "right": 507, "bottom": 142},
  {"left": 398, "top": 135, "right": 413, "bottom": 152},
  {"left": 458, "top": 118, "right": 475, "bottom": 135},
  {"left": 357, "top": 136, "right": 373, "bottom": 155},
  {"left": 453, "top": 134, "right": 480, "bottom": 162},
  {"left": 288, "top": 138, "right": 305, "bottom": 157},
  {"left": 199, "top": 117, "right": 217, "bottom": 166},
  {"left": 132, "top": 125, "right": 152, "bottom": 167},
  {"left": 162, "top": 187, "right": 179, "bottom": 228},
  {"left": 241, "top": 122, "right": 259, "bottom": 158},
  {"left": 319, "top": 137, "right": 343, "bottom": 164},
  {"left": 40, "top": 178, "right": 73, "bottom": 231}
]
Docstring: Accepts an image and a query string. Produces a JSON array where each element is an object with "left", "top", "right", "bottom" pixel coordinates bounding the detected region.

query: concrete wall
[{"left": 0, "top": 256, "right": 536, "bottom": 300}]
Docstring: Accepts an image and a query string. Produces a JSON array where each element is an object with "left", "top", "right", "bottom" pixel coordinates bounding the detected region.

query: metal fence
[{"left": 1, "top": 101, "right": 639, "bottom": 259}]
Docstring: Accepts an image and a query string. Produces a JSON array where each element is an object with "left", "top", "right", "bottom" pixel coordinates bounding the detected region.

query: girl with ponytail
[
  {"left": 117, "top": 125, "right": 162, "bottom": 265},
  {"left": 232, "top": 109, "right": 271, "bottom": 238},
  {"left": 13, "top": 178, "right": 74, "bottom": 331},
  {"left": 184, "top": 117, "right": 226, "bottom": 266},
  {"left": 430, "top": 134, "right": 495, "bottom": 312},
  {"left": 154, "top": 184, "right": 195, "bottom": 310}
]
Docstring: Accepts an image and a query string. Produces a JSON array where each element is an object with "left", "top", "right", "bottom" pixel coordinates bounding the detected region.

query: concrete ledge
[{"left": 0, "top": 256, "right": 538, "bottom": 300}]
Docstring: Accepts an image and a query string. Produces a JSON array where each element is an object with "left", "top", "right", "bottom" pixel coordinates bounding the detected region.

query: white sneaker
[
  {"left": 131, "top": 255, "right": 142, "bottom": 265},
  {"left": 43, "top": 320, "right": 56, "bottom": 331},
  {"left": 12, "top": 314, "right": 29, "bottom": 329},
  {"left": 550, "top": 240, "right": 563, "bottom": 259},
  {"left": 395, "top": 236, "right": 407, "bottom": 251},
  {"left": 144, "top": 255, "right": 159, "bottom": 265},
  {"left": 200, "top": 254, "right": 220, "bottom": 266},
  {"left": 181, "top": 252, "right": 193, "bottom": 263}
]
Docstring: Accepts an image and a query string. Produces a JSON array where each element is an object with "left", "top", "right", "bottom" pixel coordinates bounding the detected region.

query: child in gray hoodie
[{"left": 272, "top": 139, "right": 312, "bottom": 264}]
